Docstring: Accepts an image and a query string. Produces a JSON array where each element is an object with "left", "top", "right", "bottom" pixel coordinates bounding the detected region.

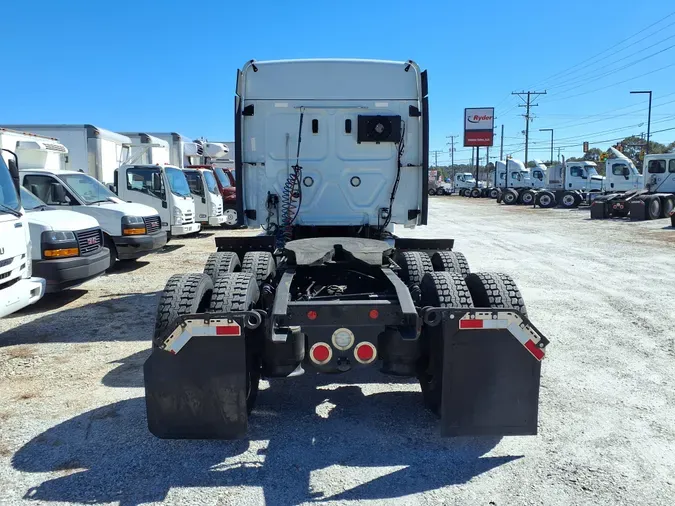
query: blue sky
[{"left": 4, "top": 1, "right": 674, "bottom": 164}]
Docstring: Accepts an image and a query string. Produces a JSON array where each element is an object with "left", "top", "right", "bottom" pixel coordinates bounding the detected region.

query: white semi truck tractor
[{"left": 143, "top": 58, "right": 550, "bottom": 440}]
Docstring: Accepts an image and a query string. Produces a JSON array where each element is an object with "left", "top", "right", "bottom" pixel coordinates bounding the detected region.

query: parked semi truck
[
  {"left": 114, "top": 164, "right": 201, "bottom": 238},
  {"left": 143, "top": 58, "right": 549, "bottom": 440},
  {"left": 0, "top": 149, "right": 45, "bottom": 317},
  {"left": 591, "top": 152, "right": 675, "bottom": 221},
  {"left": 2, "top": 124, "right": 131, "bottom": 186},
  {"left": 490, "top": 159, "right": 546, "bottom": 202}
]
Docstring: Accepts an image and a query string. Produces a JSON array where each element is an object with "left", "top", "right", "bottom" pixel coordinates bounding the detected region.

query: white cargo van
[
  {"left": 19, "top": 169, "right": 166, "bottom": 269},
  {"left": 1, "top": 124, "right": 131, "bottom": 185},
  {"left": 114, "top": 164, "right": 201, "bottom": 238},
  {"left": 0, "top": 151, "right": 45, "bottom": 317},
  {"left": 21, "top": 187, "right": 109, "bottom": 292}
]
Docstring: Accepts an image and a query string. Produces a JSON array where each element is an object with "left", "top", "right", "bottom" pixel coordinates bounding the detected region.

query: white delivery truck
[
  {"left": 120, "top": 133, "right": 171, "bottom": 166},
  {"left": 114, "top": 164, "right": 201, "bottom": 238},
  {"left": 1, "top": 124, "right": 131, "bottom": 186},
  {"left": 146, "top": 133, "right": 201, "bottom": 168},
  {"left": 20, "top": 187, "right": 109, "bottom": 292},
  {"left": 182, "top": 167, "right": 225, "bottom": 227},
  {"left": 19, "top": 169, "right": 166, "bottom": 269},
  {"left": 0, "top": 150, "right": 45, "bottom": 317}
]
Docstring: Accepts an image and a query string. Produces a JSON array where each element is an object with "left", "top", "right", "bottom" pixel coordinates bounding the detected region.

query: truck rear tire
[
  {"left": 560, "top": 191, "right": 581, "bottom": 209},
  {"left": 535, "top": 191, "right": 556, "bottom": 209},
  {"left": 221, "top": 208, "right": 239, "bottom": 229},
  {"left": 489, "top": 188, "right": 499, "bottom": 199},
  {"left": 502, "top": 189, "right": 519, "bottom": 205},
  {"left": 431, "top": 251, "right": 471, "bottom": 277},
  {"left": 663, "top": 195, "right": 675, "bottom": 218},
  {"left": 395, "top": 251, "right": 433, "bottom": 286},
  {"left": 153, "top": 273, "right": 214, "bottom": 348},
  {"left": 520, "top": 190, "right": 535, "bottom": 205},
  {"left": 204, "top": 252, "right": 241, "bottom": 283},
  {"left": 428, "top": 188, "right": 437, "bottom": 196},
  {"left": 470, "top": 188, "right": 481, "bottom": 198},
  {"left": 436, "top": 187, "right": 445, "bottom": 196},
  {"left": 418, "top": 272, "right": 474, "bottom": 415},
  {"left": 647, "top": 196, "right": 661, "bottom": 220},
  {"left": 464, "top": 272, "right": 527, "bottom": 317},
  {"left": 209, "top": 272, "right": 261, "bottom": 413},
  {"left": 242, "top": 251, "right": 276, "bottom": 284}
]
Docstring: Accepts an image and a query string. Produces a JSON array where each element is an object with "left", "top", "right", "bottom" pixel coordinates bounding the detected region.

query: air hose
[{"left": 278, "top": 111, "right": 304, "bottom": 247}]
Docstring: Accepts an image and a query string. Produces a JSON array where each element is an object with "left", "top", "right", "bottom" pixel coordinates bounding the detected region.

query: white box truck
[
  {"left": 0, "top": 149, "right": 45, "bottom": 317},
  {"left": 145, "top": 133, "right": 201, "bottom": 168},
  {"left": 1, "top": 124, "right": 131, "bottom": 185},
  {"left": 119, "top": 133, "right": 171, "bottom": 166}
]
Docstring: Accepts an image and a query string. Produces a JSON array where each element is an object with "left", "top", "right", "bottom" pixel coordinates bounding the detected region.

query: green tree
[
  {"left": 583, "top": 148, "right": 603, "bottom": 162},
  {"left": 618, "top": 136, "right": 668, "bottom": 161}
]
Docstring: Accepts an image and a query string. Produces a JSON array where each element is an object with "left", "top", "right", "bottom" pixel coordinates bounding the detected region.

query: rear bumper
[
  {"left": 0, "top": 277, "right": 45, "bottom": 318},
  {"left": 113, "top": 231, "right": 168, "bottom": 260},
  {"left": 33, "top": 248, "right": 110, "bottom": 292},
  {"left": 171, "top": 223, "right": 201, "bottom": 236},
  {"left": 208, "top": 215, "right": 226, "bottom": 227}
]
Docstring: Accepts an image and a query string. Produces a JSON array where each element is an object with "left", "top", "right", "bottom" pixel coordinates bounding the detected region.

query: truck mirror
[
  {"left": 622, "top": 167, "right": 630, "bottom": 178},
  {"left": 152, "top": 173, "right": 162, "bottom": 192},
  {"left": 52, "top": 184, "right": 68, "bottom": 204},
  {"left": 6, "top": 157, "right": 20, "bottom": 195}
]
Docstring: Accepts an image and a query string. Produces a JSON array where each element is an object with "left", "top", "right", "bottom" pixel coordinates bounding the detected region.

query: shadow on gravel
[
  {"left": 0, "top": 292, "right": 159, "bottom": 347},
  {"left": 13, "top": 289, "right": 88, "bottom": 315},
  {"left": 102, "top": 350, "right": 150, "bottom": 388},
  {"left": 108, "top": 260, "right": 150, "bottom": 275},
  {"left": 153, "top": 244, "right": 184, "bottom": 254},
  {"left": 14, "top": 368, "right": 517, "bottom": 506}
]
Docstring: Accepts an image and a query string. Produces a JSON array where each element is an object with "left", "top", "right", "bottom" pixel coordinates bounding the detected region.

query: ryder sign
[{"left": 464, "top": 107, "right": 494, "bottom": 147}]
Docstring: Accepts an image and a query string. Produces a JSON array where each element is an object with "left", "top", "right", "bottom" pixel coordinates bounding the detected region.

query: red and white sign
[{"left": 464, "top": 107, "right": 494, "bottom": 147}]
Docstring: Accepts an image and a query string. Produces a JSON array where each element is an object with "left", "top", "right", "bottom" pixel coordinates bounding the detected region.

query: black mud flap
[
  {"left": 590, "top": 200, "right": 609, "bottom": 219},
  {"left": 424, "top": 308, "right": 548, "bottom": 437},
  {"left": 629, "top": 199, "right": 647, "bottom": 221},
  {"left": 144, "top": 312, "right": 262, "bottom": 439}
]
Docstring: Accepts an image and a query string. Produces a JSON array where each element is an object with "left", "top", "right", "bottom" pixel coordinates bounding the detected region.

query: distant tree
[
  {"left": 666, "top": 141, "right": 675, "bottom": 153},
  {"left": 618, "top": 136, "right": 668, "bottom": 161},
  {"left": 583, "top": 148, "right": 603, "bottom": 162}
]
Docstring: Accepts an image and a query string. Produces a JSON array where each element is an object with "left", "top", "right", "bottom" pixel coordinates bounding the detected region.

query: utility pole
[
  {"left": 500, "top": 124, "right": 504, "bottom": 160},
  {"left": 429, "top": 150, "right": 444, "bottom": 167},
  {"left": 630, "top": 91, "right": 652, "bottom": 154},
  {"left": 446, "top": 135, "right": 456, "bottom": 172},
  {"left": 557, "top": 147, "right": 561, "bottom": 162},
  {"left": 512, "top": 90, "right": 546, "bottom": 166}
]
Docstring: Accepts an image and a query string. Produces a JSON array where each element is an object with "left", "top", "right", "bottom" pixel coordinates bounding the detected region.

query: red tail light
[
  {"left": 354, "top": 342, "right": 377, "bottom": 364},
  {"left": 310, "top": 342, "right": 332, "bottom": 365},
  {"left": 369, "top": 309, "right": 379, "bottom": 319}
]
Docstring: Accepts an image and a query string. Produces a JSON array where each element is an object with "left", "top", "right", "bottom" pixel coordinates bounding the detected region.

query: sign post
[{"left": 464, "top": 108, "right": 495, "bottom": 188}]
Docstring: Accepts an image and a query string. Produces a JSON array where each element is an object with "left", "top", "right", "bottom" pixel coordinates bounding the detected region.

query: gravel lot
[{"left": 1, "top": 198, "right": 674, "bottom": 506}]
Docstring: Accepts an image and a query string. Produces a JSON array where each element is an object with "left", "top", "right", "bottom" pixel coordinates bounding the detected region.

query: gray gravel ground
[{"left": 1, "top": 197, "right": 674, "bottom": 506}]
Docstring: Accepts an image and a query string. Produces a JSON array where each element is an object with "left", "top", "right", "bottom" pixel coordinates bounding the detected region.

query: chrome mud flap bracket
[
  {"left": 144, "top": 310, "right": 265, "bottom": 439},
  {"left": 422, "top": 307, "right": 550, "bottom": 437}
]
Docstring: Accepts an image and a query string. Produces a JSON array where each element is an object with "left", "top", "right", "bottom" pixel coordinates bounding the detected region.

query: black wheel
[
  {"left": 242, "top": 251, "right": 276, "bottom": 284},
  {"left": 221, "top": 208, "right": 239, "bottom": 229},
  {"left": 646, "top": 196, "right": 661, "bottom": 220},
  {"left": 464, "top": 272, "right": 527, "bottom": 317},
  {"left": 436, "top": 188, "right": 445, "bottom": 196},
  {"left": 431, "top": 251, "right": 471, "bottom": 277},
  {"left": 418, "top": 272, "right": 473, "bottom": 415},
  {"left": 395, "top": 251, "right": 433, "bottom": 286},
  {"left": 520, "top": 190, "right": 535, "bottom": 206},
  {"left": 470, "top": 188, "right": 481, "bottom": 198},
  {"left": 428, "top": 188, "right": 437, "bottom": 196},
  {"left": 153, "top": 273, "right": 214, "bottom": 348},
  {"left": 489, "top": 188, "right": 499, "bottom": 199},
  {"left": 203, "top": 251, "right": 241, "bottom": 283},
  {"left": 502, "top": 189, "right": 519, "bottom": 205},
  {"left": 560, "top": 191, "right": 581, "bottom": 209},
  {"left": 104, "top": 236, "right": 117, "bottom": 272},
  {"left": 662, "top": 196, "right": 675, "bottom": 218},
  {"left": 209, "top": 272, "right": 261, "bottom": 413},
  {"left": 535, "top": 191, "right": 556, "bottom": 209}
]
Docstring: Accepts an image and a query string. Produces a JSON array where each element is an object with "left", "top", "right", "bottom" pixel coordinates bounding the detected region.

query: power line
[{"left": 512, "top": 90, "right": 547, "bottom": 164}]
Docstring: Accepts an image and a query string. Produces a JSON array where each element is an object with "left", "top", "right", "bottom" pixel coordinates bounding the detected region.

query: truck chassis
[
  {"left": 590, "top": 189, "right": 675, "bottom": 221},
  {"left": 144, "top": 235, "right": 549, "bottom": 439}
]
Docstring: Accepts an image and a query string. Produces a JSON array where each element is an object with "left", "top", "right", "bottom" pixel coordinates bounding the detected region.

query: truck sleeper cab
[
  {"left": 20, "top": 187, "right": 109, "bottom": 292},
  {"left": 114, "top": 164, "right": 200, "bottom": 239},
  {"left": 19, "top": 169, "right": 166, "bottom": 269},
  {"left": 0, "top": 152, "right": 45, "bottom": 317},
  {"left": 182, "top": 167, "right": 225, "bottom": 227}
]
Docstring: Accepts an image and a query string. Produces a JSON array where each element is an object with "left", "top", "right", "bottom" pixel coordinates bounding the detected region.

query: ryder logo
[{"left": 467, "top": 114, "right": 493, "bottom": 123}]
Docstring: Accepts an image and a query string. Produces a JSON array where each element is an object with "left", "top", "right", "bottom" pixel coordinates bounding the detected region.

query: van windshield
[
  {"left": 60, "top": 173, "right": 117, "bottom": 204},
  {"left": 165, "top": 167, "right": 191, "bottom": 197},
  {"left": 203, "top": 170, "right": 219, "bottom": 194},
  {"left": 0, "top": 158, "right": 21, "bottom": 213},
  {"left": 214, "top": 168, "right": 232, "bottom": 188}
]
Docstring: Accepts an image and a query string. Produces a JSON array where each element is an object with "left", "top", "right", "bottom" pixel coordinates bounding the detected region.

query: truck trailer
[{"left": 143, "top": 59, "right": 550, "bottom": 440}]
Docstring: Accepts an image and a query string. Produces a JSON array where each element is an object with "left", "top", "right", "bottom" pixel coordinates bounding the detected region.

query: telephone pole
[
  {"left": 429, "top": 150, "right": 444, "bottom": 167},
  {"left": 500, "top": 124, "right": 504, "bottom": 160},
  {"left": 512, "top": 90, "right": 546, "bottom": 166},
  {"left": 446, "top": 135, "right": 456, "bottom": 170}
]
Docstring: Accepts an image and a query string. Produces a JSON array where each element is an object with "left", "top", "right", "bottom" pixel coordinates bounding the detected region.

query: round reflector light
[
  {"left": 369, "top": 309, "right": 379, "bottom": 319},
  {"left": 310, "top": 343, "right": 332, "bottom": 364},
  {"left": 354, "top": 342, "right": 376, "bottom": 364},
  {"left": 332, "top": 327, "right": 354, "bottom": 350}
]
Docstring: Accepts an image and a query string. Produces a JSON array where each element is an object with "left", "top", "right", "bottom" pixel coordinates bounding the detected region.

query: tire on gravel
[
  {"left": 662, "top": 195, "right": 675, "bottom": 218},
  {"left": 242, "top": 251, "right": 276, "bottom": 284},
  {"left": 209, "top": 272, "right": 261, "bottom": 413},
  {"left": 470, "top": 188, "right": 481, "bottom": 198},
  {"left": 428, "top": 188, "right": 436, "bottom": 196},
  {"left": 395, "top": 251, "right": 433, "bottom": 286},
  {"left": 489, "top": 188, "right": 500, "bottom": 199},
  {"left": 153, "top": 273, "right": 214, "bottom": 348},
  {"left": 418, "top": 272, "right": 474, "bottom": 415},
  {"left": 560, "top": 191, "right": 581, "bottom": 209},
  {"left": 646, "top": 196, "right": 661, "bottom": 220},
  {"left": 464, "top": 272, "right": 528, "bottom": 317},
  {"left": 535, "top": 190, "right": 556, "bottom": 209},
  {"left": 520, "top": 190, "right": 536, "bottom": 205},
  {"left": 203, "top": 251, "right": 241, "bottom": 283},
  {"left": 431, "top": 251, "right": 471, "bottom": 277},
  {"left": 502, "top": 188, "right": 519, "bottom": 205}
]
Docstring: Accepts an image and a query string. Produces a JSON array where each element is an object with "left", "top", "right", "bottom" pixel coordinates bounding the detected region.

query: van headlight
[
  {"left": 41, "top": 231, "right": 79, "bottom": 258},
  {"left": 122, "top": 216, "right": 147, "bottom": 236}
]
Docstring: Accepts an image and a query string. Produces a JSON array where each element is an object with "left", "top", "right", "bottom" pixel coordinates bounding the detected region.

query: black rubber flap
[
  {"left": 144, "top": 334, "right": 248, "bottom": 439},
  {"left": 590, "top": 200, "right": 609, "bottom": 219},
  {"left": 629, "top": 200, "right": 646, "bottom": 221},
  {"left": 440, "top": 327, "right": 541, "bottom": 436}
]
